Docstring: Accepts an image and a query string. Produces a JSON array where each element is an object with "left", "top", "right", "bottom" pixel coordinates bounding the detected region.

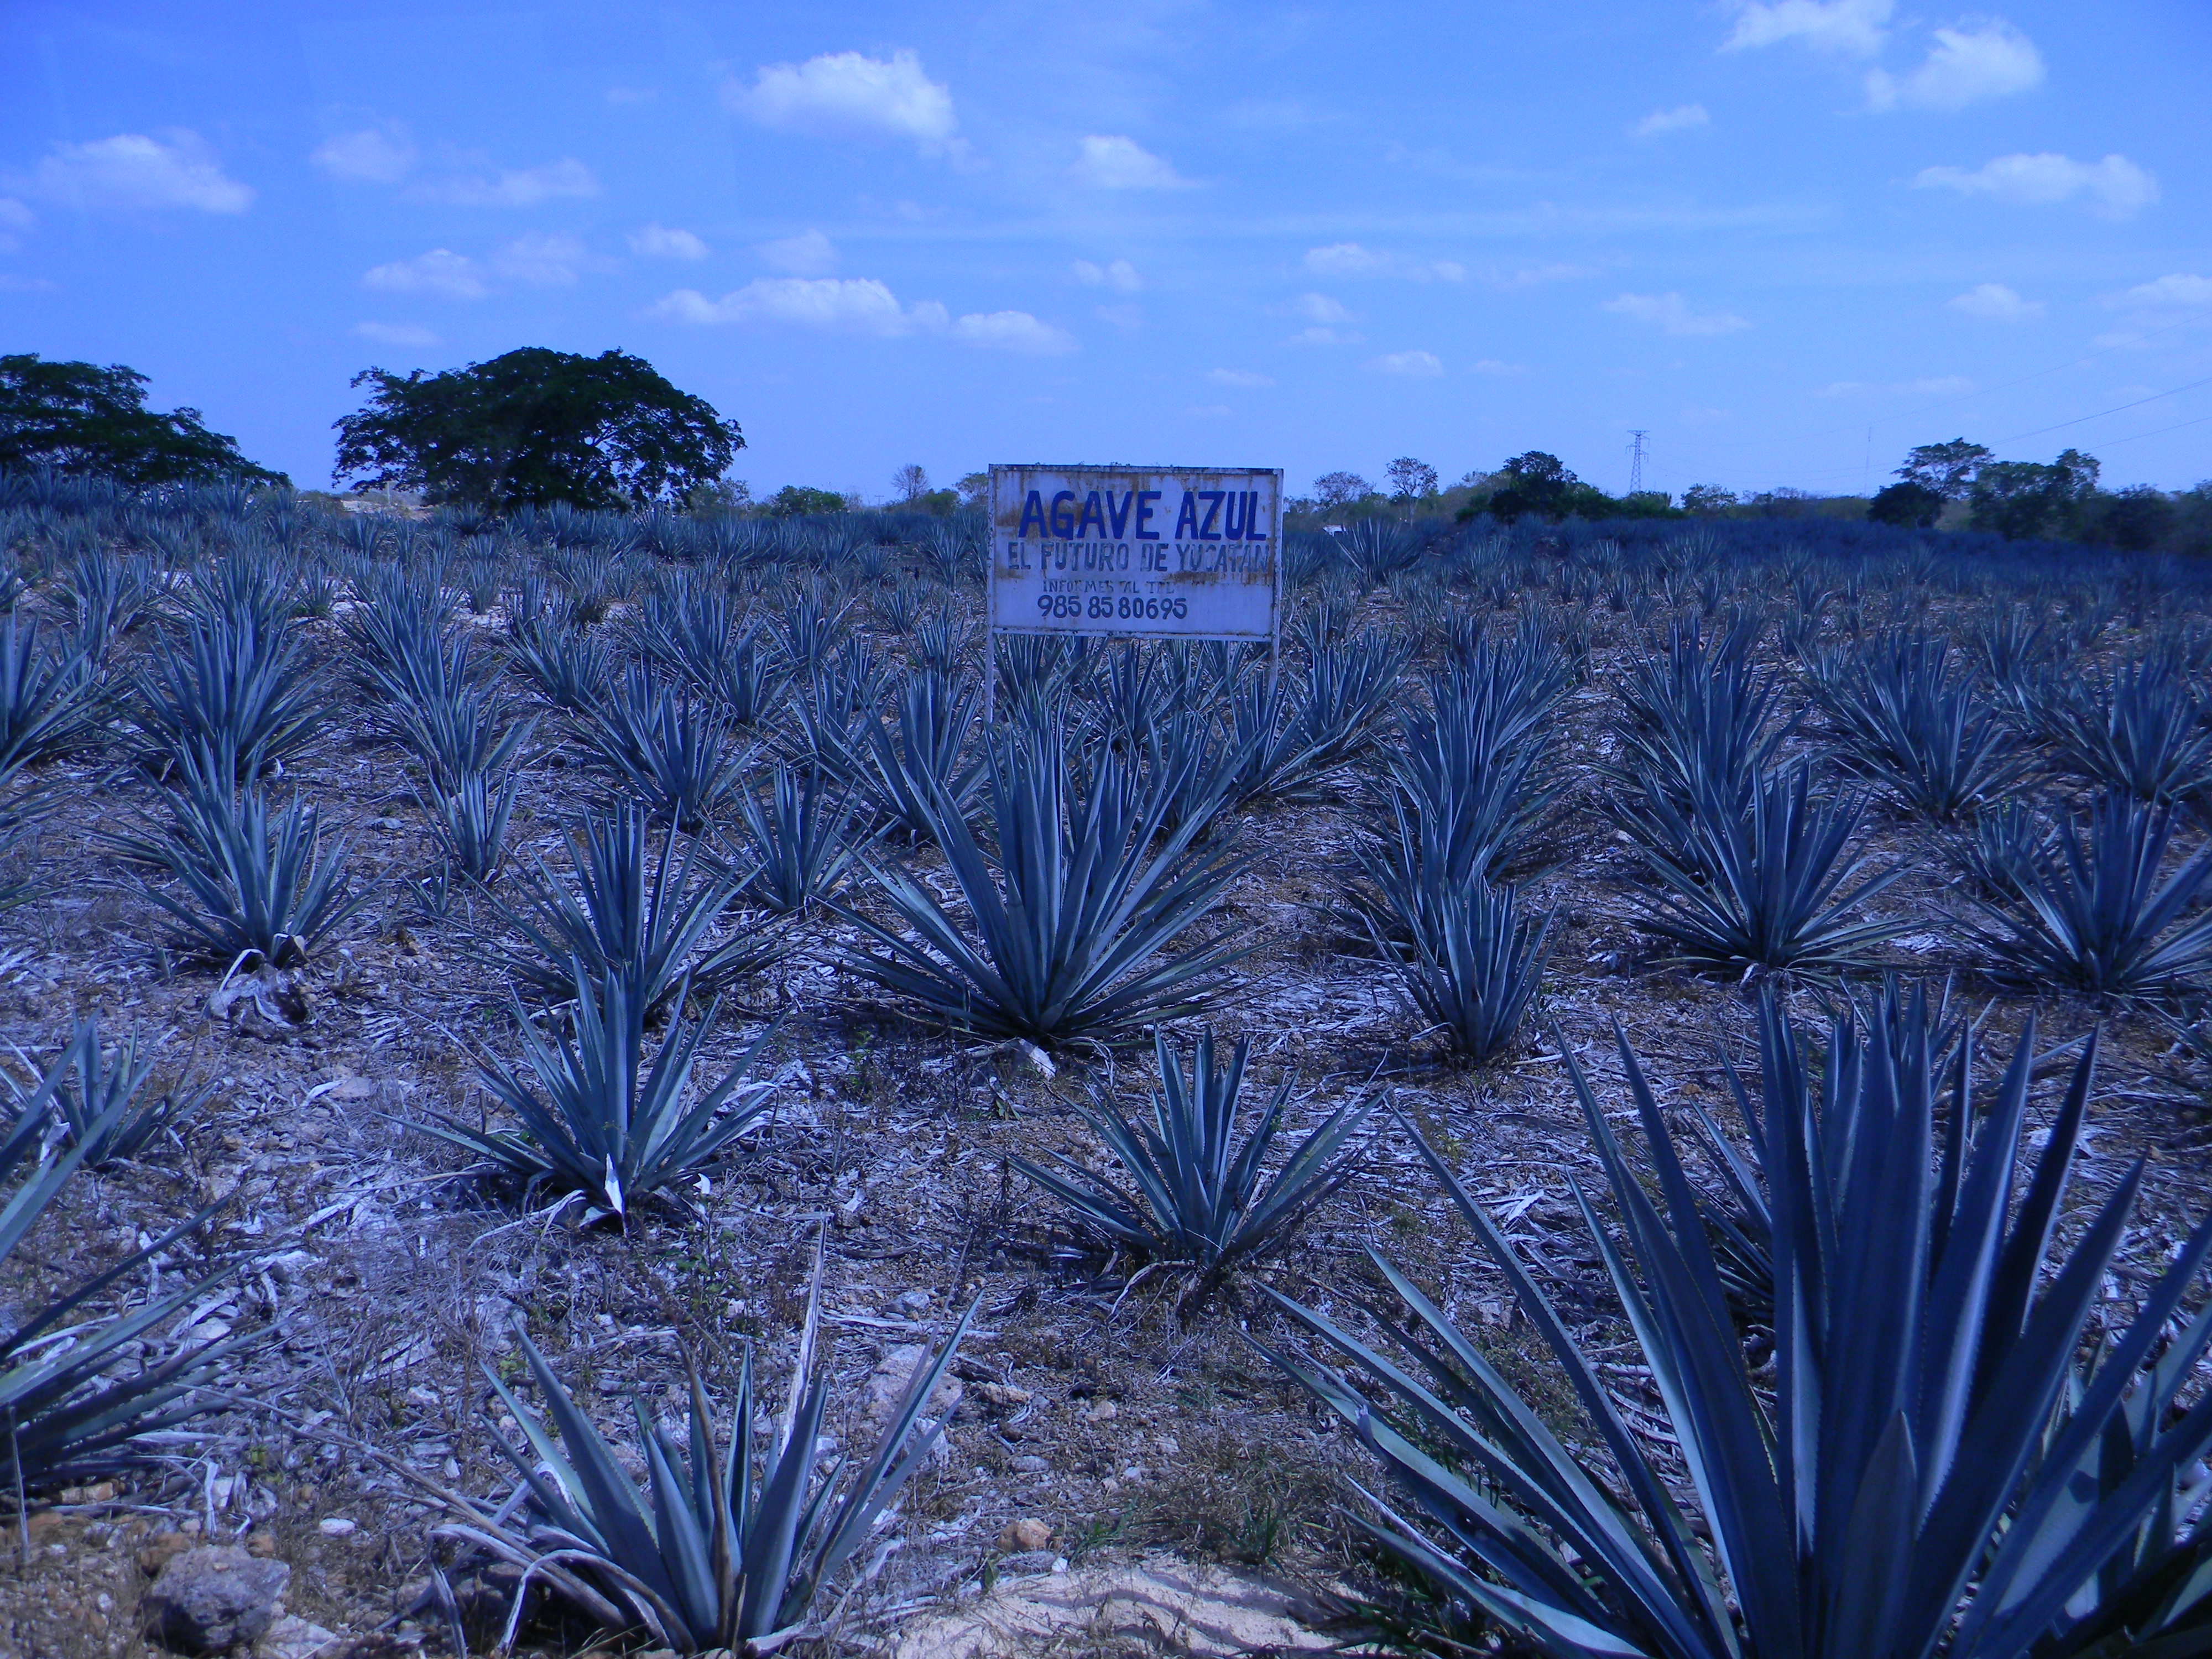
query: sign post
[{"left": 985, "top": 464, "right": 1284, "bottom": 722}]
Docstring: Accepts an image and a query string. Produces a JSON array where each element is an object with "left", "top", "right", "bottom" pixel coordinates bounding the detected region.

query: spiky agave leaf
[
  {"left": 453, "top": 1260, "right": 979, "bottom": 1651},
  {"left": 422, "top": 970, "right": 775, "bottom": 1222},
  {"left": 1261, "top": 990, "right": 2212, "bottom": 1659},
  {"left": 1013, "top": 1028, "right": 1374, "bottom": 1301},
  {"left": 836, "top": 722, "right": 1249, "bottom": 1044}
]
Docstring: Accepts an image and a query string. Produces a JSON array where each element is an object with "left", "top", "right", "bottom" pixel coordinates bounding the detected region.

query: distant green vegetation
[{"left": 1292, "top": 441, "right": 2211, "bottom": 556}]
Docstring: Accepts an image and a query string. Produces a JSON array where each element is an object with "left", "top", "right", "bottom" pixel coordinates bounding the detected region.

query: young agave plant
[
  {"left": 1632, "top": 761, "right": 1903, "bottom": 977},
  {"left": 0, "top": 613, "right": 101, "bottom": 774},
  {"left": 2, "top": 1016, "right": 208, "bottom": 1168},
  {"left": 420, "top": 765, "right": 523, "bottom": 886},
  {"left": 107, "top": 746, "right": 363, "bottom": 965},
  {"left": 491, "top": 801, "right": 782, "bottom": 1018},
  {"left": 132, "top": 610, "right": 321, "bottom": 778},
  {"left": 1968, "top": 789, "right": 2212, "bottom": 997},
  {"left": 1354, "top": 851, "right": 1554, "bottom": 1063},
  {"left": 1013, "top": 1029, "right": 1375, "bottom": 1310},
  {"left": 861, "top": 671, "right": 984, "bottom": 840},
  {"left": 1262, "top": 992, "right": 2212, "bottom": 1659},
  {"left": 423, "top": 971, "right": 775, "bottom": 1223},
  {"left": 1813, "top": 633, "right": 2029, "bottom": 822},
  {"left": 2030, "top": 651, "right": 2212, "bottom": 807},
  {"left": 582, "top": 669, "right": 749, "bottom": 832},
  {"left": 442, "top": 1270, "right": 975, "bottom": 1654},
  {"left": 0, "top": 1100, "right": 244, "bottom": 1493},
  {"left": 837, "top": 722, "right": 1250, "bottom": 1044},
  {"left": 730, "top": 763, "right": 865, "bottom": 916}
]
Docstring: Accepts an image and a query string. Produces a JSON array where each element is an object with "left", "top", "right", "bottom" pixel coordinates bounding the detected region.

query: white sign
[{"left": 988, "top": 465, "right": 1282, "bottom": 641}]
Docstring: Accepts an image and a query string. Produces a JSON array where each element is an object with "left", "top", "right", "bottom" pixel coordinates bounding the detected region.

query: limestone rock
[
  {"left": 868, "top": 1344, "right": 964, "bottom": 1429},
  {"left": 254, "top": 1614, "right": 341, "bottom": 1659},
  {"left": 893, "top": 1558, "right": 1340, "bottom": 1659},
  {"left": 143, "top": 1545, "right": 291, "bottom": 1654}
]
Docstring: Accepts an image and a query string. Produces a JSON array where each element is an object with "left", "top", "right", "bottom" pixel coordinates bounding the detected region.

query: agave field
[{"left": 3, "top": 466, "right": 2212, "bottom": 1656}]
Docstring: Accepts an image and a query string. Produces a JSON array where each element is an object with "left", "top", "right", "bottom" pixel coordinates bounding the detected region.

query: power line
[
  {"left": 1994, "top": 374, "right": 2212, "bottom": 445},
  {"left": 1627, "top": 429, "right": 1648, "bottom": 495},
  {"left": 2088, "top": 409, "right": 2212, "bottom": 451}
]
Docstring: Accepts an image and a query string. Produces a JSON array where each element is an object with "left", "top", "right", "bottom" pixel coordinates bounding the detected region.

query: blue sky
[{"left": 3, "top": 0, "right": 2206, "bottom": 501}]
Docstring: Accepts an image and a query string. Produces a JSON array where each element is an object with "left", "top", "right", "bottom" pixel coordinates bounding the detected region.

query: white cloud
[
  {"left": 1602, "top": 291, "right": 1751, "bottom": 336},
  {"left": 2096, "top": 273, "right": 2212, "bottom": 345},
  {"left": 353, "top": 321, "right": 441, "bottom": 348},
  {"left": 1370, "top": 350, "right": 1444, "bottom": 377},
  {"left": 1071, "top": 135, "right": 1191, "bottom": 190},
  {"left": 728, "top": 50, "right": 958, "bottom": 153},
  {"left": 1287, "top": 328, "right": 1361, "bottom": 346},
  {"left": 759, "top": 229, "right": 836, "bottom": 274},
  {"left": 14, "top": 131, "right": 253, "bottom": 213},
  {"left": 416, "top": 158, "right": 598, "bottom": 207},
  {"left": 1094, "top": 303, "right": 1144, "bottom": 332},
  {"left": 0, "top": 274, "right": 58, "bottom": 294},
  {"left": 1633, "top": 103, "right": 1711, "bottom": 138},
  {"left": 950, "top": 310, "right": 1078, "bottom": 354},
  {"left": 362, "top": 249, "right": 487, "bottom": 299},
  {"left": 2106, "top": 273, "right": 2212, "bottom": 311},
  {"left": 1291, "top": 292, "right": 1355, "bottom": 325},
  {"left": 606, "top": 86, "right": 657, "bottom": 106},
  {"left": 0, "top": 196, "right": 29, "bottom": 252},
  {"left": 493, "top": 232, "right": 586, "bottom": 286},
  {"left": 654, "top": 276, "right": 915, "bottom": 332},
  {"left": 1073, "top": 258, "right": 1141, "bottom": 293},
  {"left": 1302, "top": 243, "right": 1464, "bottom": 281},
  {"left": 1948, "top": 282, "right": 2042, "bottom": 321},
  {"left": 1866, "top": 20, "right": 2043, "bottom": 111},
  {"left": 312, "top": 126, "right": 418, "bottom": 185},
  {"left": 630, "top": 223, "right": 708, "bottom": 260},
  {"left": 1469, "top": 359, "right": 1527, "bottom": 374},
  {"left": 1207, "top": 368, "right": 1274, "bottom": 388},
  {"left": 1722, "top": 0, "right": 1892, "bottom": 56},
  {"left": 649, "top": 275, "right": 1067, "bottom": 351},
  {"left": 1481, "top": 263, "right": 1595, "bottom": 289},
  {"left": 1914, "top": 152, "right": 2157, "bottom": 216},
  {"left": 1304, "top": 242, "right": 1385, "bottom": 275}
]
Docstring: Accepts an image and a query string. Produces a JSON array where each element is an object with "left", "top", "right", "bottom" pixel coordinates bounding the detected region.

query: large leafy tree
[
  {"left": 1486, "top": 451, "right": 1613, "bottom": 522},
  {"left": 0, "top": 354, "right": 285, "bottom": 486},
  {"left": 332, "top": 347, "right": 743, "bottom": 510},
  {"left": 1896, "top": 437, "right": 1994, "bottom": 499},
  {"left": 1970, "top": 447, "right": 2100, "bottom": 540}
]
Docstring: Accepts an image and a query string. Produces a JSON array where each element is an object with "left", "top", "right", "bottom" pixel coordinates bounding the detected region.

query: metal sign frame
[{"left": 983, "top": 463, "right": 1285, "bottom": 723}]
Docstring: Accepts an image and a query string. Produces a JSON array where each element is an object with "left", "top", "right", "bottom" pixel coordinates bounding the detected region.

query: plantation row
[{"left": 3, "top": 465, "right": 2212, "bottom": 1655}]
